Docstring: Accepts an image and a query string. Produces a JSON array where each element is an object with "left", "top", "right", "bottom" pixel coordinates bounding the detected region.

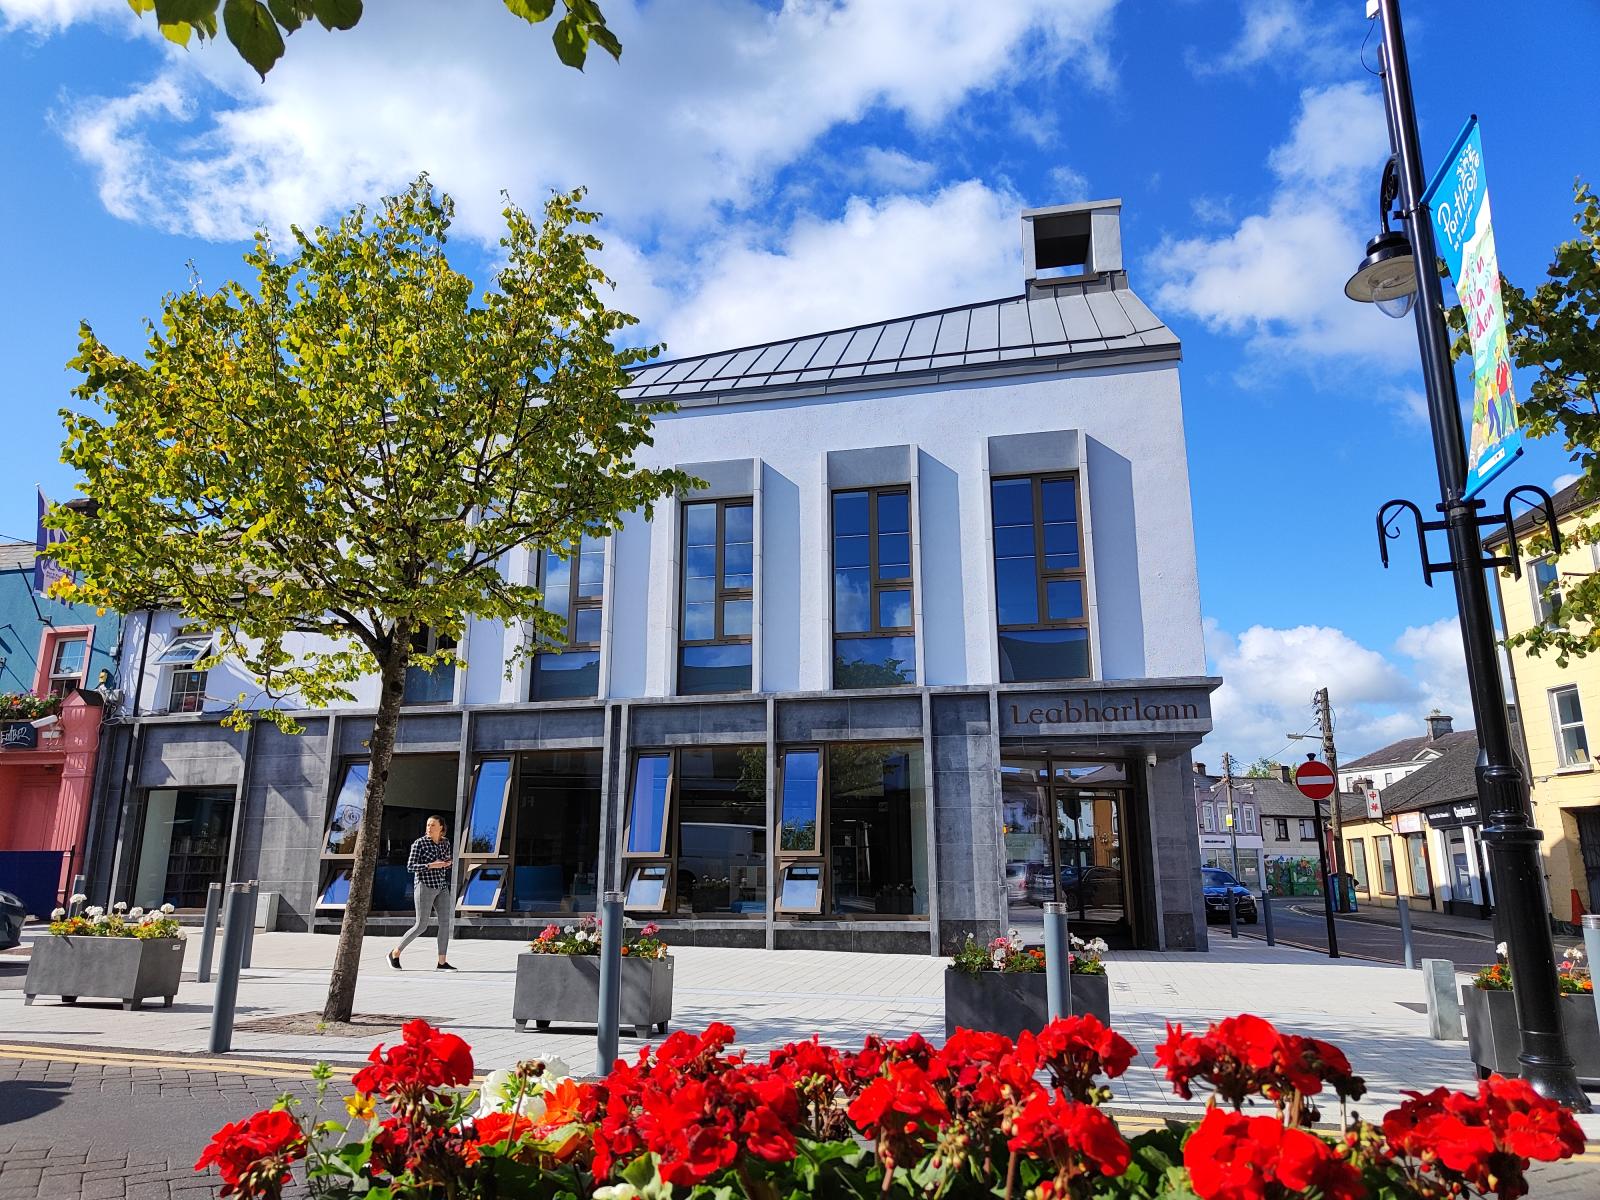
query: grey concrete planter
[
  {"left": 512, "top": 952, "right": 674, "bottom": 1039},
  {"left": 944, "top": 968, "right": 1111, "bottom": 1040},
  {"left": 24, "top": 936, "right": 185, "bottom": 1010},
  {"left": 1461, "top": 987, "right": 1600, "bottom": 1087}
]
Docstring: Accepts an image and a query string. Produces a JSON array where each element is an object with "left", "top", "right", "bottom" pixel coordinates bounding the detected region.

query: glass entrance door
[{"left": 1001, "top": 756, "right": 1132, "bottom": 940}]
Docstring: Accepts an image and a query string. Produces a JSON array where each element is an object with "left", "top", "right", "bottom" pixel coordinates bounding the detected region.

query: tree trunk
[{"left": 322, "top": 625, "right": 411, "bottom": 1023}]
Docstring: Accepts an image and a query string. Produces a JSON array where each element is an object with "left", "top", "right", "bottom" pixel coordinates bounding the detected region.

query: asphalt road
[{"left": 1229, "top": 897, "right": 1507, "bottom": 969}]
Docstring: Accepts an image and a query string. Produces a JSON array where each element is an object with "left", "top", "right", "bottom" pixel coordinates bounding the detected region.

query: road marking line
[{"left": 0, "top": 1043, "right": 356, "bottom": 1079}]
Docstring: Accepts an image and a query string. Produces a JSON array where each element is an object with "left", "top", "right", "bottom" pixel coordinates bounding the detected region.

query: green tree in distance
[
  {"left": 1243, "top": 756, "right": 1281, "bottom": 779},
  {"left": 50, "top": 176, "right": 691, "bottom": 1021},
  {"left": 128, "top": 0, "right": 620, "bottom": 78},
  {"left": 1446, "top": 181, "right": 1600, "bottom": 666}
]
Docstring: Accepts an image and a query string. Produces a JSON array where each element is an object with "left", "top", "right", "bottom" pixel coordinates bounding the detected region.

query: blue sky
[{"left": 2, "top": 0, "right": 1596, "bottom": 761}]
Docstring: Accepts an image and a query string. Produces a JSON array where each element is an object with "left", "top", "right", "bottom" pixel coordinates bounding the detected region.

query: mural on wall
[{"left": 1266, "top": 855, "right": 1323, "bottom": 897}]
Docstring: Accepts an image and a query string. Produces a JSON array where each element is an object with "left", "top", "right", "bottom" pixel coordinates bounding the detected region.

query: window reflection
[{"left": 832, "top": 486, "right": 916, "bottom": 688}]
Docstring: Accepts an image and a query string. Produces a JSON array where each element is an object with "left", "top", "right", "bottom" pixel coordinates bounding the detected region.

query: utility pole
[
  {"left": 1315, "top": 688, "right": 1351, "bottom": 912},
  {"left": 1221, "top": 752, "right": 1241, "bottom": 880}
]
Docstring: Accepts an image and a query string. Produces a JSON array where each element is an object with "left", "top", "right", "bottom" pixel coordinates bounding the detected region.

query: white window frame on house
[
  {"left": 1242, "top": 805, "right": 1257, "bottom": 835},
  {"left": 1549, "top": 685, "right": 1590, "bottom": 769},
  {"left": 1531, "top": 556, "right": 1562, "bottom": 628},
  {"left": 1299, "top": 818, "right": 1316, "bottom": 841},
  {"left": 156, "top": 635, "right": 213, "bottom": 714},
  {"left": 1274, "top": 817, "right": 1289, "bottom": 840},
  {"left": 47, "top": 634, "right": 89, "bottom": 697},
  {"left": 1201, "top": 801, "right": 1215, "bottom": 832}
]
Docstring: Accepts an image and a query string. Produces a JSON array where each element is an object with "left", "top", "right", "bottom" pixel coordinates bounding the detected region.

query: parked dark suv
[
  {"left": 1200, "top": 868, "right": 1258, "bottom": 924},
  {"left": 0, "top": 889, "right": 26, "bottom": 952}
]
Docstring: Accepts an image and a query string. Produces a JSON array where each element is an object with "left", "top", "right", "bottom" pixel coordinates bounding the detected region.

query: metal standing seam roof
[{"left": 621, "top": 279, "right": 1180, "bottom": 404}]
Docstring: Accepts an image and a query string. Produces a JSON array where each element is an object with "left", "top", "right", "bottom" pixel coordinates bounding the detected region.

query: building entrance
[{"left": 1000, "top": 757, "right": 1132, "bottom": 942}]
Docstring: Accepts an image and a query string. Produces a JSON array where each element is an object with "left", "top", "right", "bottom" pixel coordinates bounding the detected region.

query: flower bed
[
  {"left": 947, "top": 930, "right": 1111, "bottom": 1036},
  {"left": 515, "top": 917, "right": 673, "bottom": 1037},
  {"left": 0, "top": 691, "right": 62, "bottom": 722},
  {"left": 1465, "top": 946, "right": 1599, "bottom": 1085},
  {"left": 27, "top": 902, "right": 186, "bottom": 1010},
  {"left": 197, "top": 1009, "right": 1586, "bottom": 1199}
]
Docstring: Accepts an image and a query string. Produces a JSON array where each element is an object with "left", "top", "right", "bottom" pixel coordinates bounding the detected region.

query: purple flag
[{"left": 33, "top": 488, "right": 69, "bottom": 596}]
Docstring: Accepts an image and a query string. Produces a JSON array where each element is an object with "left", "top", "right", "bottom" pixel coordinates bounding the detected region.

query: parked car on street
[
  {"left": 1200, "top": 867, "right": 1258, "bottom": 924},
  {"left": 0, "top": 889, "right": 27, "bottom": 951}
]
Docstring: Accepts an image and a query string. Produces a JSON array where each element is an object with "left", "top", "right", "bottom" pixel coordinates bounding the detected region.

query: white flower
[
  {"left": 1088, "top": 938, "right": 1109, "bottom": 954},
  {"left": 1007, "top": 927, "right": 1020, "bottom": 942},
  {"left": 1497, "top": 942, "right": 1508, "bottom": 958},
  {"left": 594, "top": 1185, "right": 640, "bottom": 1200},
  {"left": 473, "top": 1060, "right": 573, "bottom": 1122},
  {"left": 50, "top": 908, "right": 65, "bottom": 920},
  {"left": 1069, "top": 934, "right": 1085, "bottom": 950},
  {"left": 160, "top": 903, "right": 175, "bottom": 914},
  {"left": 69, "top": 893, "right": 87, "bottom": 905},
  {"left": 991, "top": 950, "right": 1006, "bottom": 969},
  {"left": 85, "top": 906, "right": 104, "bottom": 918},
  {"left": 113, "top": 901, "right": 127, "bottom": 913},
  {"left": 564, "top": 925, "right": 575, "bottom": 934},
  {"left": 129, "top": 907, "right": 144, "bottom": 919}
]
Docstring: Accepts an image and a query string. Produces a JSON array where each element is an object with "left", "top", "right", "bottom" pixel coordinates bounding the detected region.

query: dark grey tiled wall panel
[
  {"left": 630, "top": 702, "right": 767, "bottom": 746},
  {"left": 473, "top": 707, "right": 605, "bottom": 751},
  {"left": 136, "top": 724, "right": 247, "bottom": 789}
]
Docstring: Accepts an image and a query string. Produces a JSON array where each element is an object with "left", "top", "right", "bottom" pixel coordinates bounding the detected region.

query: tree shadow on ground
[{"left": 0, "top": 1079, "right": 69, "bottom": 1126}]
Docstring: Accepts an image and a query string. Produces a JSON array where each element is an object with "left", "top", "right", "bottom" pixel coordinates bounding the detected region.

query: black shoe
[
  {"left": 388, "top": 951, "right": 401, "bottom": 970},
  {"left": 436, "top": 962, "right": 457, "bottom": 971}
]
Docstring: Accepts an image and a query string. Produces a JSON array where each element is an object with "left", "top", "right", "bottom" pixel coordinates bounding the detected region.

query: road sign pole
[{"left": 1294, "top": 756, "right": 1340, "bottom": 959}]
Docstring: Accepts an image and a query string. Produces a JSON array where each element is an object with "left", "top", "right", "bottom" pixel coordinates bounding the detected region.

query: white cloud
[
  {"left": 1201, "top": 616, "right": 1470, "bottom": 767},
  {"left": 1046, "top": 165, "right": 1091, "bottom": 203},
  {"left": 648, "top": 180, "right": 1021, "bottom": 356},
  {"left": 0, "top": 0, "right": 128, "bottom": 33},
  {"left": 1388, "top": 387, "right": 1429, "bottom": 426},
  {"left": 41, "top": 0, "right": 1119, "bottom": 244},
  {"left": 1188, "top": 0, "right": 1344, "bottom": 78},
  {"left": 1149, "top": 81, "right": 1413, "bottom": 368},
  {"left": 854, "top": 147, "right": 939, "bottom": 191},
  {"left": 1554, "top": 472, "right": 1581, "bottom": 491}
]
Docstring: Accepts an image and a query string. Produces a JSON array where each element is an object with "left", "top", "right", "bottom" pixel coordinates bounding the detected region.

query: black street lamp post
[{"left": 1349, "top": 0, "right": 1590, "bottom": 1109}]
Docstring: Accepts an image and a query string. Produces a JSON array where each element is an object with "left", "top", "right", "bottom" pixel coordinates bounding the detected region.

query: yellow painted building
[{"left": 1489, "top": 480, "right": 1600, "bottom": 921}]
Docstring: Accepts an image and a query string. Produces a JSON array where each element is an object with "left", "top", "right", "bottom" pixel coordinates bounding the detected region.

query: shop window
[
  {"left": 1550, "top": 685, "right": 1589, "bottom": 768},
  {"left": 623, "top": 746, "right": 766, "bottom": 915},
  {"left": 776, "top": 749, "right": 823, "bottom": 913},
  {"left": 991, "top": 474, "right": 1090, "bottom": 683},
  {"left": 450, "top": 751, "right": 603, "bottom": 915},
  {"left": 1531, "top": 557, "right": 1562, "bottom": 628},
  {"left": 531, "top": 535, "right": 604, "bottom": 700},
  {"left": 1376, "top": 836, "right": 1397, "bottom": 895},
  {"left": 678, "top": 499, "right": 754, "bottom": 695},
  {"left": 131, "top": 788, "right": 235, "bottom": 909},
  {"left": 47, "top": 635, "right": 88, "bottom": 697},
  {"left": 1406, "top": 833, "right": 1430, "bottom": 897},
  {"left": 1274, "top": 818, "right": 1289, "bottom": 841},
  {"left": 317, "top": 755, "right": 458, "bottom": 911},
  {"left": 832, "top": 488, "right": 915, "bottom": 688},
  {"left": 824, "top": 743, "right": 928, "bottom": 917},
  {"left": 403, "top": 626, "right": 457, "bottom": 705},
  {"left": 1346, "top": 839, "right": 1370, "bottom": 892}
]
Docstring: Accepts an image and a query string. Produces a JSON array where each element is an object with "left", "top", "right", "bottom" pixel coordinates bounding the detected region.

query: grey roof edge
[{"left": 636, "top": 341, "right": 1182, "bottom": 409}]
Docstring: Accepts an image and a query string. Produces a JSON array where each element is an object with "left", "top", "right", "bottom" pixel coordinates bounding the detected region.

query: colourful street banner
[
  {"left": 33, "top": 487, "right": 69, "bottom": 597},
  {"left": 1423, "top": 117, "right": 1522, "bottom": 498}
]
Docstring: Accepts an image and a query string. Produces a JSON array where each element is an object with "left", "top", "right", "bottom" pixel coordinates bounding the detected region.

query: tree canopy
[
  {"left": 1448, "top": 181, "right": 1600, "bottom": 665},
  {"left": 51, "top": 176, "right": 689, "bottom": 1019},
  {"left": 128, "top": 0, "right": 620, "bottom": 78}
]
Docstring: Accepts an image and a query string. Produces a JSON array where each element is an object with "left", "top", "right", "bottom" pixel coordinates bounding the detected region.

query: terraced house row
[{"left": 73, "top": 200, "right": 1220, "bottom": 955}]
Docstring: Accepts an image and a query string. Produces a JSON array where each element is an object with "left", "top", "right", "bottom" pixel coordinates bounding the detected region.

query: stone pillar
[{"left": 929, "top": 692, "right": 1004, "bottom": 954}]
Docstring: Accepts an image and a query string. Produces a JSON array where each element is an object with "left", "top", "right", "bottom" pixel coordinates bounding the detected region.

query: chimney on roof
[
  {"left": 1427, "top": 712, "right": 1454, "bottom": 740},
  {"left": 1022, "top": 199, "right": 1123, "bottom": 296},
  {"left": 1278, "top": 764, "right": 1292, "bottom": 784},
  {"left": 1193, "top": 761, "right": 1206, "bottom": 776}
]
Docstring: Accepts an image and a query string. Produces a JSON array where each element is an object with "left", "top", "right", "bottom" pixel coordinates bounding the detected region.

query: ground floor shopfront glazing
[{"left": 84, "top": 679, "right": 1218, "bottom": 954}]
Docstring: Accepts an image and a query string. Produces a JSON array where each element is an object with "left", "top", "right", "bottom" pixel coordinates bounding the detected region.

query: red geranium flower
[
  {"left": 1007, "top": 1090, "right": 1130, "bottom": 1178},
  {"left": 1184, "top": 1108, "right": 1361, "bottom": 1200},
  {"left": 353, "top": 1018, "right": 474, "bottom": 1097},
  {"left": 1033, "top": 1014, "right": 1137, "bottom": 1102},
  {"left": 195, "top": 1108, "right": 307, "bottom": 1197}
]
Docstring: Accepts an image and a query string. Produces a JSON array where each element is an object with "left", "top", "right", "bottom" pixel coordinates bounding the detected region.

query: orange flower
[{"left": 538, "top": 1077, "right": 586, "bottom": 1130}]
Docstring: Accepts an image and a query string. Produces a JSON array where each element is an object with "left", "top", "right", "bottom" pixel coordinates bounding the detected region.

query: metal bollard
[
  {"left": 1582, "top": 915, "right": 1600, "bottom": 1037},
  {"left": 1421, "top": 958, "right": 1463, "bottom": 1041},
  {"left": 1397, "top": 897, "right": 1416, "bottom": 969},
  {"left": 596, "top": 891, "right": 625, "bottom": 1074},
  {"left": 1228, "top": 890, "right": 1239, "bottom": 938},
  {"left": 240, "top": 880, "right": 259, "bottom": 969},
  {"left": 208, "top": 883, "right": 253, "bottom": 1054},
  {"left": 1043, "top": 901, "right": 1072, "bottom": 1021},
  {"left": 197, "top": 882, "right": 223, "bottom": 983},
  {"left": 1261, "top": 889, "right": 1275, "bottom": 947}
]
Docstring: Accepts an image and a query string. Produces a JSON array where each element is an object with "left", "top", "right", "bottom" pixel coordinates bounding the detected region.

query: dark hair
[{"left": 428, "top": 814, "right": 448, "bottom": 830}]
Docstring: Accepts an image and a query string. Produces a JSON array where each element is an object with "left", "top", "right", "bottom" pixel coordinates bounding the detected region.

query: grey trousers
[{"left": 397, "top": 882, "right": 452, "bottom": 956}]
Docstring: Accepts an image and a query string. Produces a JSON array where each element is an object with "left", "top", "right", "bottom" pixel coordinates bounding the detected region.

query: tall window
[
  {"left": 456, "top": 751, "right": 602, "bottom": 913},
  {"left": 1201, "top": 802, "right": 1215, "bottom": 832},
  {"left": 47, "top": 635, "right": 87, "bottom": 697},
  {"left": 1346, "top": 839, "right": 1370, "bottom": 892},
  {"left": 991, "top": 474, "right": 1090, "bottom": 682},
  {"left": 1405, "top": 833, "right": 1430, "bottom": 897},
  {"left": 832, "top": 488, "right": 914, "bottom": 687},
  {"left": 1274, "top": 818, "right": 1289, "bottom": 840},
  {"left": 403, "top": 626, "right": 457, "bottom": 705},
  {"left": 1242, "top": 805, "right": 1257, "bottom": 835},
  {"left": 131, "top": 787, "right": 236, "bottom": 909},
  {"left": 317, "top": 755, "right": 457, "bottom": 910},
  {"left": 1531, "top": 557, "right": 1562, "bottom": 628},
  {"left": 623, "top": 747, "right": 766, "bottom": 914},
  {"left": 1550, "top": 685, "right": 1589, "bottom": 767},
  {"left": 1375, "top": 836, "right": 1397, "bottom": 894},
  {"left": 532, "top": 536, "right": 605, "bottom": 700},
  {"left": 1299, "top": 818, "right": 1316, "bottom": 841},
  {"left": 679, "top": 500, "right": 754, "bottom": 695}
]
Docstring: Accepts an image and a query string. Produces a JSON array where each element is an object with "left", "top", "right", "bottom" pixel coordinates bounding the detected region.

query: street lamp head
[{"left": 1345, "top": 228, "right": 1417, "bottom": 317}]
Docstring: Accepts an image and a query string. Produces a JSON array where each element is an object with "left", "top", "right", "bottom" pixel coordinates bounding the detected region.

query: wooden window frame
[
  {"left": 1346, "top": 838, "right": 1370, "bottom": 892},
  {"left": 830, "top": 486, "right": 915, "bottom": 633},
  {"left": 458, "top": 862, "right": 509, "bottom": 913},
  {"left": 776, "top": 747, "right": 826, "bottom": 915},
  {"left": 1375, "top": 835, "right": 1398, "bottom": 895},
  {"left": 678, "top": 499, "right": 754, "bottom": 687},
  {"left": 1274, "top": 817, "right": 1290, "bottom": 841},
  {"left": 1550, "top": 684, "right": 1589, "bottom": 768},
  {"left": 402, "top": 625, "right": 458, "bottom": 706},
  {"left": 456, "top": 757, "right": 514, "bottom": 912},
  {"left": 538, "top": 536, "right": 605, "bottom": 653},
  {"left": 623, "top": 752, "right": 676, "bottom": 860},
  {"left": 991, "top": 472, "right": 1091, "bottom": 676},
  {"left": 168, "top": 668, "right": 208, "bottom": 714}
]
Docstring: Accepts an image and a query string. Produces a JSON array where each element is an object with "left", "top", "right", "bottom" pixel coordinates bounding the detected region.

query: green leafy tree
[
  {"left": 50, "top": 176, "right": 690, "bottom": 1021},
  {"left": 1446, "top": 181, "right": 1600, "bottom": 665},
  {"left": 1243, "top": 756, "right": 1280, "bottom": 779},
  {"left": 128, "top": 0, "right": 620, "bottom": 78}
]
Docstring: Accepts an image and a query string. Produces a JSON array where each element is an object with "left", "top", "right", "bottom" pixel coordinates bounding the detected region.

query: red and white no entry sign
[{"left": 1294, "top": 760, "right": 1336, "bottom": 801}]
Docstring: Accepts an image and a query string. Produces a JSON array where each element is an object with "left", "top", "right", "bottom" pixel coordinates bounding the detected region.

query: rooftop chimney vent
[
  {"left": 1427, "top": 712, "right": 1454, "bottom": 740},
  {"left": 1022, "top": 199, "right": 1123, "bottom": 295}
]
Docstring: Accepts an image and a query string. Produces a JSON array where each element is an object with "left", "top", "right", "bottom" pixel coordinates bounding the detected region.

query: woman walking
[{"left": 390, "top": 815, "right": 457, "bottom": 970}]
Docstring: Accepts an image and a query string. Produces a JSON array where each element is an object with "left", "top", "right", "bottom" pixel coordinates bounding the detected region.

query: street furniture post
[
  {"left": 1397, "top": 896, "right": 1416, "bottom": 969},
  {"left": 1043, "top": 901, "right": 1072, "bottom": 1021},
  {"left": 240, "top": 879, "right": 259, "bottom": 969},
  {"left": 197, "top": 881, "right": 223, "bottom": 983},
  {"left": 1261, "top": 887, "right": 1275, "bottom": 947},
  {"left": 207, "top": 883, "right": 252, "bottom": 1054},
  {"left": 596, "top": 891, "right": 624, "bottom": 1075}
]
